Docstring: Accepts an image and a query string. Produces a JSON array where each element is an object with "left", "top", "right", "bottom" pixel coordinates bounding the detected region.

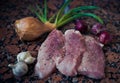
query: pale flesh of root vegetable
[{"left": 15, "top": 17, "right": 56, "bottom": 41}]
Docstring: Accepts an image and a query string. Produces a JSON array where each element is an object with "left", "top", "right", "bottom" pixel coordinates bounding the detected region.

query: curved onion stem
[{"left": 57, "top": 13, "right": 103, "bottom": 28}]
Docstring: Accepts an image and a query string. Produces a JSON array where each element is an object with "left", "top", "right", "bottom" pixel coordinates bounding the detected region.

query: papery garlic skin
[
  {"left": 24, "top": 57, "right": 36, "bottom": 64},
  {"left": 8, "top": 62, "right": 28, "bottom": 77},
  {"left": 17, "top": 51, "right": 35, "bottom": 64},
  {"left": 17, "top": 51, "right": 31, "bottom": 62}
]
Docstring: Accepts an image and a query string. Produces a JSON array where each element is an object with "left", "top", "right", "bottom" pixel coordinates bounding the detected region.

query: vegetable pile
[{"left": 14, "top": 0, "right": 103, "bottom": 41}]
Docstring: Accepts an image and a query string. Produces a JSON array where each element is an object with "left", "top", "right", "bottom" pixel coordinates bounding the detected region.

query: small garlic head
[
  {"left": 17, "top": 51, "right": 35, "bottom": 64},
  {"left": 8, "top": 62, "right": 28, "bottom": 77}
]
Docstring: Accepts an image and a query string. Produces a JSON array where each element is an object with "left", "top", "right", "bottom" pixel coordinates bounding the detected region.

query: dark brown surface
[{"left": 0, "top": 0, "right": 120, "bottom": 83}]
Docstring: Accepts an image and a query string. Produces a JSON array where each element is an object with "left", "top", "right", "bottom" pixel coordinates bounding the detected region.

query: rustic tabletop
[{"left": 0, "top": 0, "right": 120, "bottom": 83}]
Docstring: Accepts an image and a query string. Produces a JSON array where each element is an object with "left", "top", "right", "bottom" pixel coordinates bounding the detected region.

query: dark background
[{"left": 0, "top": 0, "right": 120, "bottom": 83}]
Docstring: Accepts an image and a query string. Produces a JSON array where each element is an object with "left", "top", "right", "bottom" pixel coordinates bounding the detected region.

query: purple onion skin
[
  {"left": 75, "top": 20, "right": 88, "bottom": 33},
  {"left": 91, "top": 23, "right": 106, "bottom": 35},
  {"left": 99, "top": 31, "right": 112, "bottom": 44}
]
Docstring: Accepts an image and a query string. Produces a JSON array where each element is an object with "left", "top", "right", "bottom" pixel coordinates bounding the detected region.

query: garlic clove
[
  {"left": 8, "top": 62, "right": 28, "bottom": 77},
  {"left": 17, "top": 52, "right": 27, "bottom": 62},
  {"left": 17, "top": 51, "right": 32, "bottom": 62},
  {"left": 24, "top": 57, "right": 36, "bottom": 64}
]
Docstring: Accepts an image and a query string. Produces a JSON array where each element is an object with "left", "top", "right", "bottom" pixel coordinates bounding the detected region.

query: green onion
[{"left": 20, "top": 1, "right": 105, "bottom": 41}]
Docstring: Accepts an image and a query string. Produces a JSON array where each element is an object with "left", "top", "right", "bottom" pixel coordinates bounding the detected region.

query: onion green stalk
[
  {"left": 64, "top": 0, "right": 70, "bottom": 14},
  {"left": 30, "top": 0, "right": 103, "bottom": 28}
]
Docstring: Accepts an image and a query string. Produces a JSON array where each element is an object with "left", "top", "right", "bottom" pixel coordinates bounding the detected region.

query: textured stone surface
[{"left": 0, "top": 0, "right": 120, "bottom": 83}]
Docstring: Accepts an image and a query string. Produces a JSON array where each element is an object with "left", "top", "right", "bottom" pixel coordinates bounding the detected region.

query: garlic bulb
[
  {"left": 17, "top": 51, "right": 36, "bottom": 64},
  {"left": 8, "top": 62, "right": 28, "bottom": 77}
]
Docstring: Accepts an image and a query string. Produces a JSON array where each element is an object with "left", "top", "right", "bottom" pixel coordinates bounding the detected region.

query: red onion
[
  {"left": 74, "top": 20, "right": 88, "bottom": 33},
  {"left": 91, "top": 23, "right": 106, "bottom": 35},
  {"left": 99, "top": 31, "right": 111, "bottom": 44}
]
